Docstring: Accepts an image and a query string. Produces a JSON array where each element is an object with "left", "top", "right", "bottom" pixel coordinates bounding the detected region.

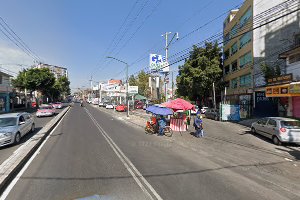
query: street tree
[
  {"left": 176, "top": 42, "right": 223, "bottom": 102},
  {"left": 128, "top": 75, "right": 137, "bottom": 86},
  {"left": 137, "top": 70, "right": 150, "bottom": 97},
  {"left": 12, "top": 68, "right": 56, "bottom": 96},
  {"left": 57, "top": 76, "right": 71, "bottom": 97},
  {"left": 260, "top": 63, "right": 281, "bottom": 84}
]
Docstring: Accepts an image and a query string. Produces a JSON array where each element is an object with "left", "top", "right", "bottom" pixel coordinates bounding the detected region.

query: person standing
[{"left": 194, "top": 114, "right": 204, "bottom": 138}]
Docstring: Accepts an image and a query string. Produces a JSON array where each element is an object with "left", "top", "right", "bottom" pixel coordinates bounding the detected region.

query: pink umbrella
[{"left": 161, "top": 98, "right": 195, "bottom": 111}]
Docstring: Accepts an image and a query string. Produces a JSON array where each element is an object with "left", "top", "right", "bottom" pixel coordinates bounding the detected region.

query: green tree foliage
[
  {"left": 128, "top": 75, "right": 137, "bottom": 86},
  {"left": 261, "top": 63, "right": 281, "bottom": 83},
  {"left": 176, "top": 42, "right": 223, "bottom": 101},
  {"left": 137, "top": 70, "right": 150, "bottom": 97},
  {"left": 57, "top": 76, "right": 71, "bottom": 97},
  {"left": 12, "top": 68, "right": 71, "bottom": 101}
]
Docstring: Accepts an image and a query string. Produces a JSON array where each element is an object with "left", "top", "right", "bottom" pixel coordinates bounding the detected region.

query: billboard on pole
[
  {"left": 128, "top": 86, "right": 138, "bottom": 94},
  {"left": 149, "top": 54, "right": 169, "bottom": 72}
]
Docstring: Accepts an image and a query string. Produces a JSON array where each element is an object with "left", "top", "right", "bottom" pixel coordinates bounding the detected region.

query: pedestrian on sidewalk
[{"left": 194, "top": 114, "right": 204, "bottom": 138}]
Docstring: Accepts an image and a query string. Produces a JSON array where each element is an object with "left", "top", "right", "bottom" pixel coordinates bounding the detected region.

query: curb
[{"left": 0, "top": 106, "right": 70, "bottom": 194}]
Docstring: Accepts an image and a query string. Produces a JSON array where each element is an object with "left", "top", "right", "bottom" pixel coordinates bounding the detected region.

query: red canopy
[{"left": 161, "top": 98, "right": 194, "bottom": 111}]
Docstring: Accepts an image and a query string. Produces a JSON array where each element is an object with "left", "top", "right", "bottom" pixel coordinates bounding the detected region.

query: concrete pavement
[{"left": 2, "top": 103, "right": 299, "bottom": 200}]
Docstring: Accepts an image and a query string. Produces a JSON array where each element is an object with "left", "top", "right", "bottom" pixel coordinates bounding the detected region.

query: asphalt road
[
  {"left": 0, "top": 108, "right": 64, "bottom": 165},
  {"left": 3, "top": 104, "right": 300, "bottom": 200}
]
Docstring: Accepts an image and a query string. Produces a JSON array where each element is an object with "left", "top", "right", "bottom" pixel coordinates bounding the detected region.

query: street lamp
[{"left": 106, "top": 56, "right": 129, "bottom": 117}]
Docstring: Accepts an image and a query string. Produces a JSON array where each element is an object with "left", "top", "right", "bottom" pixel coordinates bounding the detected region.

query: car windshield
[
  {"left": 0, "top": 117, "right": 17, "bottom": 127},
  {"left": 281, "top": 120, "right": 300, "bottom": 129}
]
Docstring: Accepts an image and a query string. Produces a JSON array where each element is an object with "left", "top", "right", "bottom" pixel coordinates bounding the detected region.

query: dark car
[{"left": 205, "top": 109, "right": 220, "bottom": 121}]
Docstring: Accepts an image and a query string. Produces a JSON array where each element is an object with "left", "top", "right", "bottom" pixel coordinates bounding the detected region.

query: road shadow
[
  {"left": 18, "top": 160, "right": 290, "bottom": 181},
  {"left": 275, "top": 147, "right": 300, "bottom": 160}
]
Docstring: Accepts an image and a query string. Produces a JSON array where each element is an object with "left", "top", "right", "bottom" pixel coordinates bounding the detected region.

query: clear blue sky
[{"left": 0, "top": 0, "right": 244, "bottom": 91}]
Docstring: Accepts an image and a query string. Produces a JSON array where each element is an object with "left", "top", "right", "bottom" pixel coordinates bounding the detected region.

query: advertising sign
[
  {"left": 267, "top": 73, "right": 293, "bottom": 86},
  {"left": 221, "top": 104, "right": 240, "bottom": 121},
  {"left": 149, "top": 54, "right": 168, "bottom": 71},
  {"left": 128, "top": 86, "right": 138, "bottom": 94}
]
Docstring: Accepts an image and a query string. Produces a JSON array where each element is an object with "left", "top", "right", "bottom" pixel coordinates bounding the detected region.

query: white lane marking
[
  {"left": 85, "top": 108, "right": 162, "bottom": 200},
  {"left": 0, "top": 109, "right": 70, "bottom": 200}
]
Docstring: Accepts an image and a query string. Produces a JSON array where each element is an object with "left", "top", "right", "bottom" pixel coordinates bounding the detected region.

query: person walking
[{"left": 194, "top": 114, "right": 204, "bottom": 138}]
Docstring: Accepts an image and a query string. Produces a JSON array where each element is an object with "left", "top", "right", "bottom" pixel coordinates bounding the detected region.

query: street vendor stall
[
  {"left": 161, "top": 98, "right": 194, "bottom": 132},
  {"left": 145, "top": 105, "right": 173, "bottom": 136}
]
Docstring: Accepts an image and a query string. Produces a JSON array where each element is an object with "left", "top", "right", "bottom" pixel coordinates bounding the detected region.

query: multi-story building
[
  {"left": 223, "top": 0, "right": 253, "bottom": 118},
  {"left": 36, "top": 63, "right": 68, "bottom": 79},
  {"left": 223, "top": 0, "right": 300, "bottom": 118}
]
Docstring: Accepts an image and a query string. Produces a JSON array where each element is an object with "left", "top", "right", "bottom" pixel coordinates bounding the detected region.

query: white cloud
[{"left": 0, "top": 42, "right": 34, "bottom": 75}]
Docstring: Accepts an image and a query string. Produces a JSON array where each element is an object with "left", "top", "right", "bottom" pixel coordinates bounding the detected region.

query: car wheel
[
  {"left": 251, "top": 127, "right": 256, "bottom": 134},
  {"left": 14, "top": 132, "right": 21, "bottom": 144},
  {"left": 30, "top": 123, "right": 35, "bottom": 133},
  {"left": 272, "top": 136, "right": 281, "bottom": 145}
]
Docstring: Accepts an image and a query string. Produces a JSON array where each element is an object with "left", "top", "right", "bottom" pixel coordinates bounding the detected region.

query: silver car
[
  {"left": 251, "top": 117, "right": 300, "bottom": 145},
  {"left": 0, "top": 113, "right": 35, "bottom": 147}
]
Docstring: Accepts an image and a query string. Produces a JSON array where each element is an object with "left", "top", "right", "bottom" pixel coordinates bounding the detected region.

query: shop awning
[{"left": 266, "top": 82, "right": 300, "bottom": 97}]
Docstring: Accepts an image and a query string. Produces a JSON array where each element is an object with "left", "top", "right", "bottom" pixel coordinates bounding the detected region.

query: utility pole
[
  {"left": 107, "top": 56, "right": 129, "bottom": 117},
  {"left": 213, "top": 82, "right": 216, "bottom": 109},
  {"left": 162, "top": 32, "right": 178, "bottom": 102},
  {"left": 171, "top": 71, "right": 174, "bottom": 99}
]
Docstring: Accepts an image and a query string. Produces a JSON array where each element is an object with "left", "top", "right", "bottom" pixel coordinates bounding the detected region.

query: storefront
[
  {"left": 0, "top": 92, "right": 10, "bottom": 113},
  {"left": 266, "top": 82, "right": 300, "bottom": 118}
]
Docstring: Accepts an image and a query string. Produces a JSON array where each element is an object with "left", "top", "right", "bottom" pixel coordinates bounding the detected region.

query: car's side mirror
[{"left": 19, "top": 121, "right": 25, "bottom": 125}]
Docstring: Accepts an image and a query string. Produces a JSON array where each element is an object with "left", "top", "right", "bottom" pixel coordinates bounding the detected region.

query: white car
[
  {"left": 105, "top": 104, "right": 114, "bottom": 109},
  {"left": 201, "top": 107, "right": 209, "bottom": 114},
  {"left": 191, "top": 105, "right": 199, "bottom": 115},
  {"left": 0, "top": 112, "right": 35, "bottom": 147}
]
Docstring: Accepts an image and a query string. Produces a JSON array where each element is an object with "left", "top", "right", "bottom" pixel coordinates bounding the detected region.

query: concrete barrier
[{"left": 0, "top": 106, "right": 70, "bottom": 194}]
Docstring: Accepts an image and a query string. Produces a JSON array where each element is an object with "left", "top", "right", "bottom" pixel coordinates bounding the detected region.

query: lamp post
[{"left": 106, "top": 56, "right": 129, "bottom": 117}]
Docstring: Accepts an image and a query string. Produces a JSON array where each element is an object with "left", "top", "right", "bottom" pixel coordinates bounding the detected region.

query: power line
[
  {"left": 124, "top": 1, "right": 300, "bottom": 81},
  {"left": 0, "top": 16, "right": 41, "bottom": 62}
]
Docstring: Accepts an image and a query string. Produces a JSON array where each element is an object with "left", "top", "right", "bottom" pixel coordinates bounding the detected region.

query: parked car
[
  {"left": 105, "top": 103, "right": 114, "bottom": 109},
  {"left": 98, "top": 102, "right": 104, "bottom": 107},
  {"left": 36, "top": 105, "right": 56, "bottom": 117},
  {"left": 51, "top": 102, "right": 63, "bottom": 109},
  {"left": 135, "top": 101, "right": 144, "bottom": 109},
  {"left": 116, "top": 104, "right": 127, "bottom": 112},
  {"left": 92, "top": 98, "right": 99, "bottom": 105},
  {"left": 205, "top": 109, "right": 220, "bottom": 121},
  {"left": 0, "top": 112, "right": 35, "bottom": 147},
  {"left": 251, "top": 117, "right": 300, "bottom": 145},
  {"left": 200, "top": 106, "right": 208, "bottom": 114}
]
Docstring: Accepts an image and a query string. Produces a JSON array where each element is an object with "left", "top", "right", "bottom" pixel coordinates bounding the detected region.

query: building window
[
  {"left": 239, "top": 51, "right": 252, "bottom": 68},
  {"left": 239, "top": 73, "right": 252, "bottom": 87},
  {"left": 224, "top": 33, "right": 230, "bottom": 46},
  {"left": 231, "top": 78, "right": 238, "bottom": 89},
  {"left": 224, "top": 49, "right": 230, "bottom": 60},
  {"left": 295, "top": 34, "right": 300, "bottom": 46},
  {"left": 230, "top": 24, "right": 238, "bottom": 38},
  {"left": 289, "top": 52, "right": 300, "bottom": 64},
  {"left": 224, "top": 65, "right": 230, "bottom": 75},
  {"left": 0, "top": 75, "right": 2, "bottom": 84},
  {"left": 239, "top": 7, "right": 252, "bottom": 28},
  {"left": 231, "top": 42, "right": 238, "bottom": 56},
  {"left": 239, "top": 32, "right": 252, "bottom": 49},
  {"left": 231, "top": 60, "right": 238, "bottom": 72}
]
